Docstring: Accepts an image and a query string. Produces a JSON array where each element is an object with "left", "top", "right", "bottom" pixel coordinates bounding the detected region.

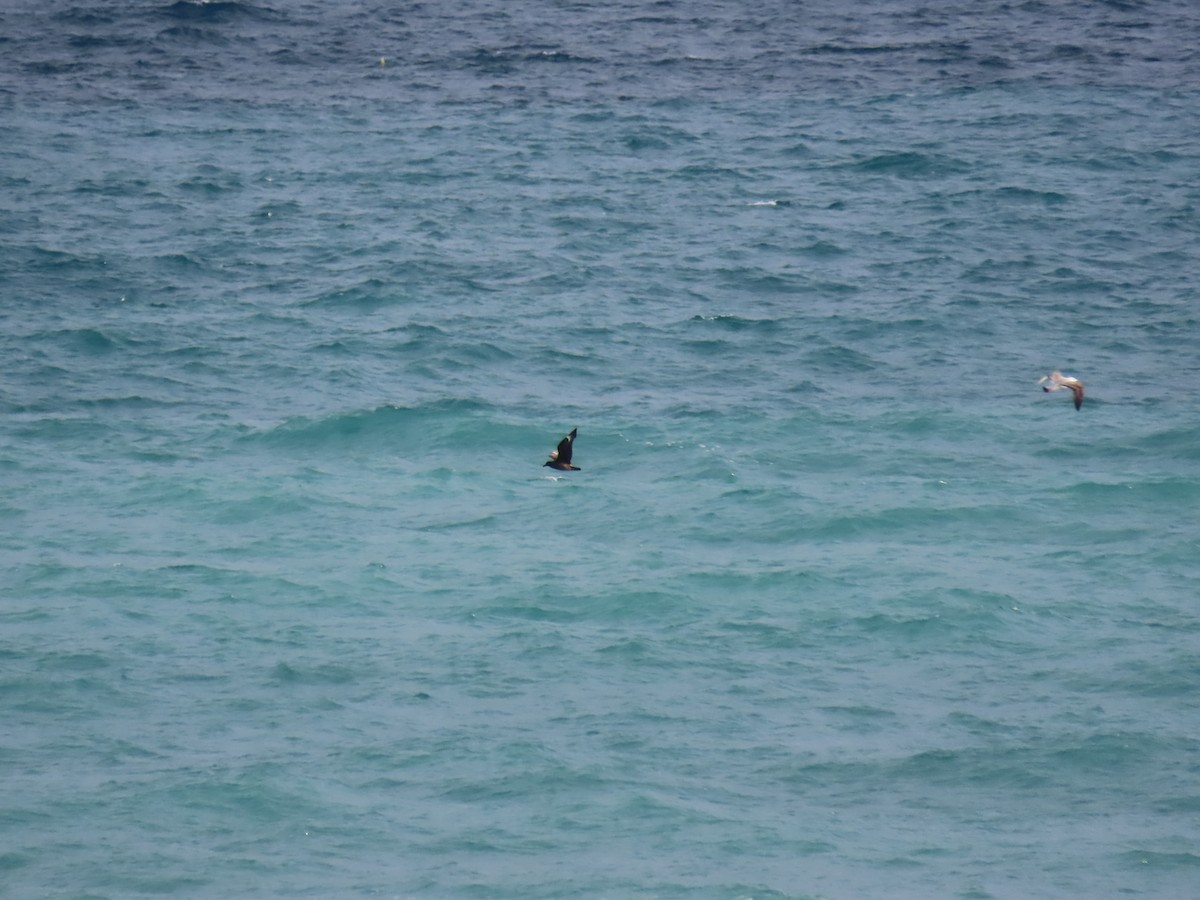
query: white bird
[{"left": 1038, "top": 371, "right": 1085, "bottom": 410}]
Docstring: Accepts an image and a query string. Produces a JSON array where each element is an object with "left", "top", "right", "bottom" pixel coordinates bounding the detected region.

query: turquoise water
[{"left": 3, "top": 2, "right": 1200, "bottom": 898}]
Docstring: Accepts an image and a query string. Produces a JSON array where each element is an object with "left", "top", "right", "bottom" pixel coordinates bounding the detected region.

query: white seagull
[{"left": 1038, "top": 371, "right": 1085, "bottom": 410}]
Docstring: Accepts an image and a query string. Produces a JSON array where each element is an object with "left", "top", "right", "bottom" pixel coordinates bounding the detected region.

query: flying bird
[
  {"left": 543, "top": 428, "right": 580, "bottom": 470},
  {"left": 1038, "top": 371, "right": 1084, "bottom": 410}
]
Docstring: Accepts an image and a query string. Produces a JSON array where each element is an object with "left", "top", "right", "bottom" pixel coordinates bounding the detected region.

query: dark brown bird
[{"left": 543, "top": 428, "right": 580, "bottom": 470}]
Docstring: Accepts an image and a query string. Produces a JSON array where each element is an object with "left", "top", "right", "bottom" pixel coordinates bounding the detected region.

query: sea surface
[{"left": 3, "top": 1, "right": 1200, "bottom": 898}]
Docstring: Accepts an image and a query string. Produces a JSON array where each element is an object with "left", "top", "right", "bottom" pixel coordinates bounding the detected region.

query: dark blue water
[{"left": 3, "top": 2, "right": 1200, "bottom": 898}]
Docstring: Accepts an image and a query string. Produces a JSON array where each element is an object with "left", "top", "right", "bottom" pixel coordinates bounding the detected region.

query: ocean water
[{"left": 3, "top": 1, "right": 1200, "bottom": 897}]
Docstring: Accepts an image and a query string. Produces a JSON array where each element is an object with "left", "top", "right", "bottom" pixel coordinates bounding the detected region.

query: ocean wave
[
  {"left": 306, "top": 278, "right": 395, "bottom": 309},
  {"left": 849, "top": 151, "right": 971, "bottom": 178},
  {"left": 156, "top": 24, "right": 230, "bottom": 45},
  {"left": 992, "top": 185, "right": 1072, "bottom": 205},
  {"left": 688, "top": 313, "right": 781, "bottom": 331},
  {"left": 1056, "top": 476, "right": 1200, "bottom": 501},
  {"left": 247, "top": 401, "right": 494, "bottom": 454},
  {"left": 160, "top": 1, "right": 280, "bottom": 23},
  {"left": 802, "top": 344, "right": 880, "bottom": 374},
  {"left": 44, "top": 326, "right": 122, "bottom": 354}
]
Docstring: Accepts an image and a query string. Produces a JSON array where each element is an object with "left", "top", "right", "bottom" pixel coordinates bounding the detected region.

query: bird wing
[
  {"left": 555, "top": 429, "right": 576, "bottom": 465},
  {"left": 1070, "top": 383, "right": 1084, "bottom": 409}
]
